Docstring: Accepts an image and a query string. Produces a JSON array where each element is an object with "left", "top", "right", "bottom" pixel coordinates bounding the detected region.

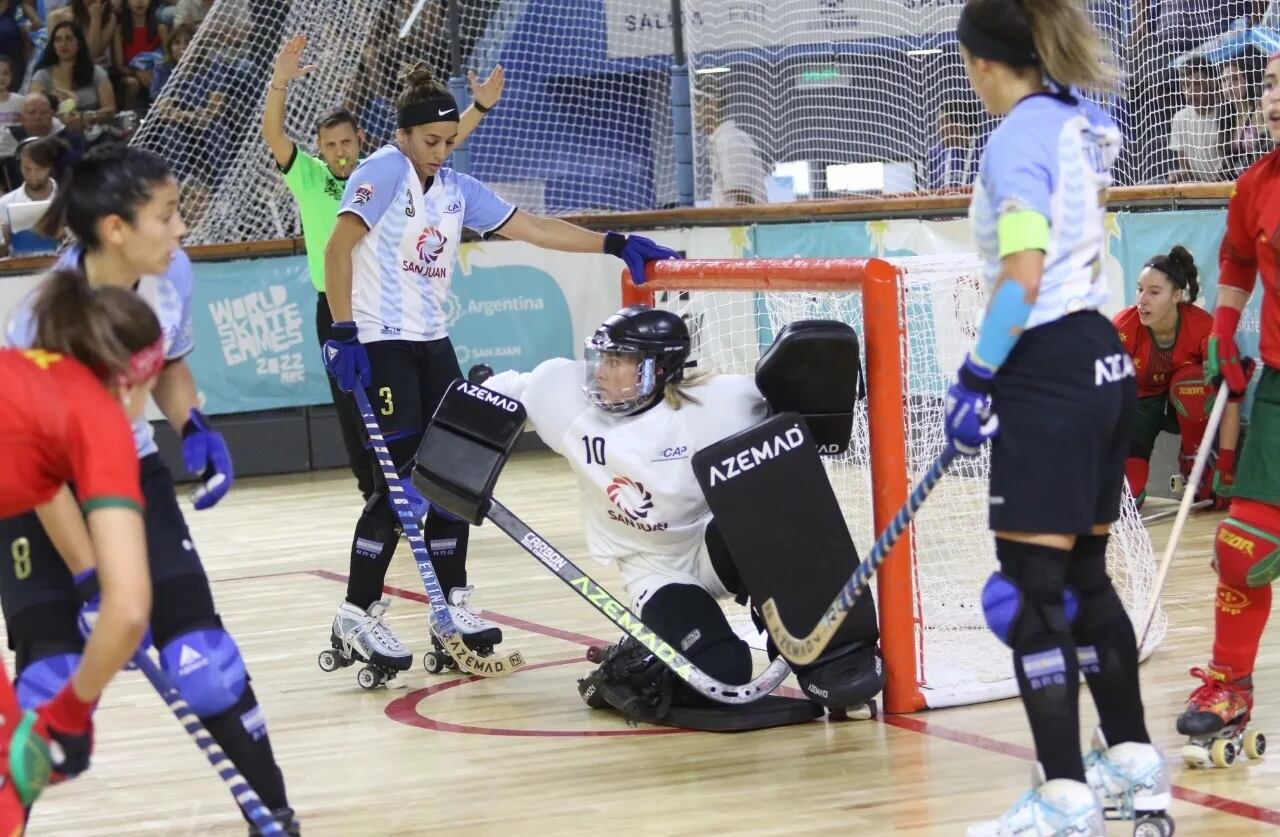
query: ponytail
[
  {"left": 30, "top": 270, "right": 163, "bottom": 385},
  {"left": 1144, "top": 245, "right": 1200, "bottom": 304},
  {"left": 958, "top": 0, "right": 1118, "bottom": 94}
]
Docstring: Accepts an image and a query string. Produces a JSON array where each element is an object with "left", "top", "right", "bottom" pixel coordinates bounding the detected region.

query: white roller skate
[
  {"left": 422, "top": 586, "right": 504, "bottom": 674},
  {"left": 1084, "top": 729, "right": 1174, "bottom": 836},
  {"left": 319, "top": 598, "right": 412, "bottom": 689},
  {"left": 1177, "top": 664, "right": 1266, "bottom": 769},
  {"left": 966, "top": 763, "right": 1104, "bottom": 837}
]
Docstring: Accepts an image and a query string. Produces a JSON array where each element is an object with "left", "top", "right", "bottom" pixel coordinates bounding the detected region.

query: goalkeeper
[{"left": 262, "top": 33, "right": 503, "bottom": 500}]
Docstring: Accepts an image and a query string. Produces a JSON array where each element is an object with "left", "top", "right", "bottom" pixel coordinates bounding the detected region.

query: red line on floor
[
  {"left": 310, "top": 567, "right": 1280, "bottom": 827},
  {"left": 384, "top": 657, "right": 687, "bottom": 738}
]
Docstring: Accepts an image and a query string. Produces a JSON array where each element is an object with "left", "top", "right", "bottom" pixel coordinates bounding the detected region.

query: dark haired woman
[
  {"left": 0, "top": 272, "right": 160, "bottom": 827},
  {"left": 939, "top": 0, "right": 1170, "bottom": 832},
  {"left": 1113, "top": 246, "right": 1242, "bottom": 509},
  {"left": 2, "top": 145, "right": 298, "bottom": 836},
  {"left": 29, "top": 21, "right": 116, "bottom": 144},
  {"left": 321, "top": 62, "right": 680, "bottom": 680}
]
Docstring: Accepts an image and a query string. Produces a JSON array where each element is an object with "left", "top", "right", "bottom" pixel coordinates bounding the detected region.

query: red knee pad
[
  {"left": 1215, "top": 499, "right": 1280, "bottom": 588},
  {"left": 1125, "top": 457, "right": 1150, "bottom": 506},
  {"left": 1168, "top": 363, "right": 1211, "bottom": 456}
]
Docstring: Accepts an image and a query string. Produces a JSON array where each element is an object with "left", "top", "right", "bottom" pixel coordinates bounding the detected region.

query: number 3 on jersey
[
  {"left": 11, "top": 537, "right": 30, "bottom": 580},
  {"left": 582, "top": 435, "right": 606, "bottom": 466},
  {"left": 379, "top": 386, "right": 394, "bottom": 416}
]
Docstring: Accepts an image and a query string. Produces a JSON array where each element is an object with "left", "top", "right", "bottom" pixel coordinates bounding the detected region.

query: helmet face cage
[{"left": 582, "top": 338, "right": 659, "bottom": 415}]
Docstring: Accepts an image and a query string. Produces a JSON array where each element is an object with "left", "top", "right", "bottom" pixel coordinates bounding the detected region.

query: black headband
[
  {"left": 957, "top": 8, "right": 1038, "bottom": 67},
  {"left": 397, "top": 95, "right": 461, "bottom": 129}
]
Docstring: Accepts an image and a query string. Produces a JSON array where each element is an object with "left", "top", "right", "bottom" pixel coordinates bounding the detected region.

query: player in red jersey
[
  {"left": 1175, "top": 52, "right": 1280, "bottom": 769},
  {"left": 1113, "top": 245, "right": 1242, "bottom": 509},
  {"left": 0, "top": 271, "right": 158, "bottom": 827}
]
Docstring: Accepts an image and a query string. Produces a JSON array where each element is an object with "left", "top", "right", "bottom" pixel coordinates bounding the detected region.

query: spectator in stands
[
  {"left": 926, "top": 101, "right": 981, "bottom": 190},
  {"left": 1151, "top": 0, "right": 1263, "bottom": 54},
  {"left": 1169, "top": 56, "right": 1226, "bottom": 181},
  {"left": 1221, "top": 54, "right": 1269, "bottom": 178},
  {"left": 30, "top": 21, "right": 115, "bottom": 146},
  {"left": 697, "top": 88, "right": 768, "bottom": 206},
  {"left": 154, "top": 0, "right": 176, "bottom": 26},
  {"left": 147, "top": 18, "right": 184, "bottom": 99},
  {"left": 0, "top": 93, "right": 79, "bottom": 190},
  {"left": 0, "top": 56, "right": 21, "bottom": 125},
  {"left": 0, "top": 135, "right": 58, "bottom": 255},
  {"left": 171, "top": 0, "right": 210, "bottom": 30},
  {"left": 0, "top": 2, "right": 35, "bottom": 92},
  {"left": 112, "top": 0, "right": 164, "bottom": 111},
  {"left": 48, "top": 0, "right": 115, "bottom": 66}
]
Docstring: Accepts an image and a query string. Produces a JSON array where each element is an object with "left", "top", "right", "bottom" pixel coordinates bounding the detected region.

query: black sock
[
  {"left": 1069, "top": 533, "right": 1151, "bottom": 746},
  {"left": 996, "top": 538, "right": 1084, "bottom": 782},
  {"left": 641, "top": 584, "right": 751, "bottom": 705},
  {"left": 423, "top": 509, "right": 470, "bottom": 598},
  {"left": 200, "top": 685, "right": 288, "bottom": 813},
  {"left": 346, "top": 495, "right": 399, "bottom": 610}
]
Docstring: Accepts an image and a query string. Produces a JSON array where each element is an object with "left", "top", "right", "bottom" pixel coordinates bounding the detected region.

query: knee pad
[
  {"left": 1065, "top": 535, "right": 1127, "bottom": 631},
  {"left": 16, "top": 652, "right": 80, "bottom": 710},
  {"left": 640, "top": 584, "right": 752, "bottom": 686},
  {"left": 982, "top": 541, "right": 1075, "bottom": 649},
  {"left": 1215, "top": 499, "right": 1280, "bottom": 588},
  {"left": 160, "top": 628, "right": 247, "bottom": 718},
  {"left": 1169, "top": 364, "right": 1211, "bottom": 449},
  {"left": 1125, "top": 457, "right": 1150, "bottom": 507},
  {"left": 795, "top": 641, "right": 884, "bottom": 710}
]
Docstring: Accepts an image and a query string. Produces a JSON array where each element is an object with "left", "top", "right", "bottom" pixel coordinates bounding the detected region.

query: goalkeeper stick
[
  {"left": 1138, "top": 382, "right": 1230, "bottom": 648},
  {"left": 759, "top": 445, "right": 959, "bottom": 665},
  {"left": 352, "top": 386, "right": 526, "bottom": 678}
]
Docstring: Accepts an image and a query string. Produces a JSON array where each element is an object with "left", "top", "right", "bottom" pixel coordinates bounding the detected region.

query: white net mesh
[{"left": 659, "top": 255, "right": 1166, "bottom": 708}]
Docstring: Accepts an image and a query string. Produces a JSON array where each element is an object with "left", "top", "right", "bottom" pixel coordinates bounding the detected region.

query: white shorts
[{"left": 619, "top": 541, "right": 730, "bottom": 612}]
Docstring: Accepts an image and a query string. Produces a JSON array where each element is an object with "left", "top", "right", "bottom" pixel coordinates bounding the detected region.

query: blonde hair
[
  {"left": 1020, "top": 0, "right": 1119, "bottom": 93},
  {"left": 663, "top": 369, "right": 713, "bottom": 410}
]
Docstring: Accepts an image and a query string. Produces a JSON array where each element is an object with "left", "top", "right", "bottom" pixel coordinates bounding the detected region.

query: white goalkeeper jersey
[
  {"left": 339, "top": 145, "right": 517, "bottom": 344},
  {"left": 485, "top": 359, "right": 768, "bottom": 579}
]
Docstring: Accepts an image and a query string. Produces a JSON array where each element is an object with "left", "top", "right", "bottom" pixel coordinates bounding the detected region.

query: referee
[{"left": 262, "top": 32, "right": 503, "bottom": 498}]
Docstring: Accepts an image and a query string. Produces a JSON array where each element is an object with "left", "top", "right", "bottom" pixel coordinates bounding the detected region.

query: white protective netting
[{"left": 660, "top": 255, "right": 1166, "bottom": 708}]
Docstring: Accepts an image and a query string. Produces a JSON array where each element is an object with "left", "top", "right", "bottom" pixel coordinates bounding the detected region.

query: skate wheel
[
  {"left": 1211, "top": 737, "right": 1237, "bottom": 768},
  {"left": 1180, "top": 744, "right": 1210, "bottom": 769},
  {"left": 356, "top": 666, "right": 382, "bottom": 690},
  {"left": 586, "top": 645, "right": 603, "bottom": 663},
  {"left": 317, "top": 649, "right": 340, "bottom": 673},
  {"left": 1133, "top": 813, "right": 1175, "bottom": 837},
  {"left": 423, "top": 652, "right": 445, "bottom": 675},
  {"left": 1244, "top": 730, "right": 1266, "bottom": 760}
]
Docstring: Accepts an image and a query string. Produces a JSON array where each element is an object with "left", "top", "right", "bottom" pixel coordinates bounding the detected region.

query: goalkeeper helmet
[{"left": 583, "top": 305, "right": 691, "bottom": 415}]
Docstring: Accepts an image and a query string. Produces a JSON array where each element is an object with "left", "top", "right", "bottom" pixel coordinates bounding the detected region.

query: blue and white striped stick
[
  {"left": 131, "top": 650, "right": 284, "bottom": 836},
  {"left": 759, "top": 445, "right": 959, "bottom": 665}
]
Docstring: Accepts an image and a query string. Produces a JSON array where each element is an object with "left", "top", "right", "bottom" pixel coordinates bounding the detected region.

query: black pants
[{"left": 317, "top": 293, "right": 376, "bottom": 499}]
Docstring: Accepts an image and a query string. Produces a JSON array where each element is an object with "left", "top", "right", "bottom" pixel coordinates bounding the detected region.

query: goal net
[{"left": 626, "top": 256, "right": 1165, "bottom": 712}]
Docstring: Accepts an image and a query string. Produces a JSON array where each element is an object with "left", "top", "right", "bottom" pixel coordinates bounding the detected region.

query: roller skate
[
  {"left": 422, "top": 586, "right": 503, "bottom": 673},
  {"left": 1177, "top": 665, "right": 1266, "bottom": 769},
  {"left": 248, "top": 806, "right": 301, "bottom": 836},
  {"left": 1169, "top": 452, "right": 1216, "bottom": 505},
  {"left": 318, "top": 598, "right": 412, "bottom": 690},
  {"left": 1083, "top": 729, "right": 1174, "bottom": 836},
  {"left": 966, "top": 762, "right": 1104, "bottom": 836}
]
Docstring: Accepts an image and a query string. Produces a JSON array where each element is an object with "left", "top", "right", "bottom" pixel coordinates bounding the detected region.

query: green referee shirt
[{"left": 279, "top": 144, "right": 353, "bottom": 293}]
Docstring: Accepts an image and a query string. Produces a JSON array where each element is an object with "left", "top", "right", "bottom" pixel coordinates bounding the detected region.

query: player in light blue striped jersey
[
  {"left": 944, "top": 2, "right": 1172, "bottom": 835},
  {"left": 321, "top": 62, "right": 680, "bottom": 680}
]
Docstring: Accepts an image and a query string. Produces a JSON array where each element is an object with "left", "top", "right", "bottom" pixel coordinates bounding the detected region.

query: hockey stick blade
[
  {"left": 759, "top": 445, "right": 958, "bottom": 665},
  {"left": 352, "top": 387, "right": 526, "bottom": 678},
  {"left": 486, "top": 499, "right": 791, "bottom": 705},
  {"left": 132, "top": 651, "right": 284, "bottom": 836},
  {"left": 1139, "top": 382, "right": 1230, "bottom": 648}
]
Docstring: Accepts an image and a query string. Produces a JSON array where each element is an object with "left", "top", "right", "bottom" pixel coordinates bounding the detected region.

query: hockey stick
[
  {"left": 131, "top": 650, "right": 284, "bottom": 836},
  {"left": 397, "top": 0, "right": 431, "bottom": 39},
  {"left": 486, "top": 499, "right": 792, "bottom": 704},
  {"left": 1138, "top": 382, "right": 1230, "bottom": 648},
  {"left": 352, "top": 386, "right": 526, "bottom": 678},
  {"left": 759, "top": 445, "right": 960, "bottom": 665},
  {"left": 1141, "top": 499, "right": 1212, "bottom": 526}
]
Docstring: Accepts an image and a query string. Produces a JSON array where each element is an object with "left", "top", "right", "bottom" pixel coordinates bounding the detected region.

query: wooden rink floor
[{"left": 17, "top": 452, "right": 1279, "bottom": 836}]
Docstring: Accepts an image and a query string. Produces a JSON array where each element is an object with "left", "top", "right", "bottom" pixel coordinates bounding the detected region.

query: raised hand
[
  {"left": 468, "top": 65, "right": 505, "bottom": 111},
  {"left": 272, "top": 33, "right": 317, "bottom": 87}
]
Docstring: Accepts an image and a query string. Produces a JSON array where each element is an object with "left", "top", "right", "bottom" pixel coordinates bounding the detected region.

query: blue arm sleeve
[
  {"left": 457, "top": 171, "right": 516, "bottom": 237},
  {"left": 339, "top": 149, "right": 406, "bottom": 230},
  {"left": 971, "top": 280, "right": 1034, "bottom": 372},
  {"left": 166, "top": 249, "right": 196, "bottom": 359}
]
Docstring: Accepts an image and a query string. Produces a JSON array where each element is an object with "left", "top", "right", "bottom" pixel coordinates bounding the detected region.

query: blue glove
[
  {"left": 944, "top": 357, "right": 1000, "bottom": 456},
  {"left": 604, "top": 231, "right": 681, "bottom": 286},
  {"left": 323, "top": 320, "right": 371, "bottom": 394},
  {"left": 74, "top": 569, "right": 151, "bottom": 669},
  {"left": 182, "top": 409, "right": 233, "bottom": 510},
  {"left": 396, "top": 478, "right": 430, "bottom": 527}
]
